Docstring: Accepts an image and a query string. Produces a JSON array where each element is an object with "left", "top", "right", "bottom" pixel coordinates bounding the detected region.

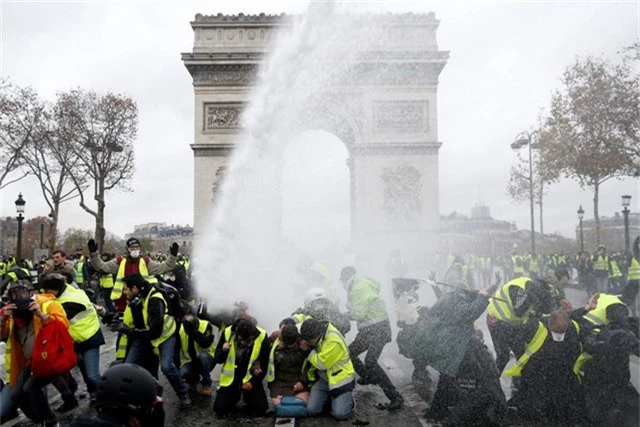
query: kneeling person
[{"left": 179, "top": 313, "right": 216, "bottom": 397}]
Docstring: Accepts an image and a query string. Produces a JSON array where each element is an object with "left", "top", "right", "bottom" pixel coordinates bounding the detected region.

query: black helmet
[{"left": 96, "top": 363, "right": 157, "bottom": 416}]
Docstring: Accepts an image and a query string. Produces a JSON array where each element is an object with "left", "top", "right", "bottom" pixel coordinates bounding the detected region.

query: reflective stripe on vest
[
  {"left": 306, "top": 325, "right": 355, "bottom": 390},
  {"left": 57, "top": 285, "right": 100, "bottom": 343},
  {"left": 593, "top": 255, "right": 609, "bottom": 272},
  {"left": 628, "top": 258, "right": 640, "bottom": 281},
  {"left": 266, "top": 337, "right": 281, "bottom": 383},
  {"left": 504, "top": 322, "right": 548, "bottom": 377},
  {"left": 608, "top": 260, "right": 622, "bottom": 279},
  {"left": 583, "top": 294, "right": 626, "bottom": 326},
  {"left": 219, "top": 326, "right": 267, "bottom": 387},
  {"left": 113, "top": 258, "right": 157, "bottom": 300},
  {"left": 179, "top": 319, "right": 215, "bottom": 368},
  {"left": 487, "top": 277, "right": 531, "bottom": 323}
]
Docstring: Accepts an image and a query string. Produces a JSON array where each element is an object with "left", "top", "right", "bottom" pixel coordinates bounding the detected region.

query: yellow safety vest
[
  {"left": 56, "top": 285, "right": 100, "bottom": 343},
  {"left": 116, "top": 289, "right": 176, "bottom": 359},
  {"left": 219, "top": 326, "right": 267, "bottom": 387},
  {"left": 306, "top": 323, "right": 355, "bottom": 391},
  {"left": 593, "top": 255, "right": 609, "bottom": 272},
  {"left": 178, "top": 319, "right": 215, "bottom": 368},
  {"left": 608, "top": 260, "right": 622, "bottom": 279},
  {"left": 505, "top": 320, "right": 580, "bottom": 377},
  {"left": 512, "top": 256, "right": 525, "bottom": 274},
  {"left": 582, "top": 294, "right": 626, "bottom": 326},
  {"left": 100, "top": 273, "right": 114, "bottom": 289},
  {"left": 627, "top": 258, "right": 640, "bottom": 281},
  {"left": 112, "top": 257, "right": 157, "bottom": 300},
  {"left": 487, "top": 277, "right": 532, "bottom": 323},
  {"left": 528, "top": 257, "right": 540, "bottom": 274},
  {"left": 75, "top": 258, "right": 84, "bottom": 285},
  {"left": 266, "top": 337, "right": 281, "bottom": 383}
]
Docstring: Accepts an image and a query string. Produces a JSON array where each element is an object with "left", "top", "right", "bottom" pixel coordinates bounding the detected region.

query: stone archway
[{"left": 182, "top": 12, "right": 448, "bottom": 259}]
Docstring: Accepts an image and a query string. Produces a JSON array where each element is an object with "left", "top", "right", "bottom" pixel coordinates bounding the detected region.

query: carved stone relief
[
  {"left": 382, "top": 164, "right": 423, "bottom": 223},
  {"left": 190, "top": 64, "right": 258, "bottom": 87},
  {"left": 204, "top": 103, "right": 243, "bottom": 131},
  {"left": 374, "top": 100, "right": 428, "bottom": 134}
]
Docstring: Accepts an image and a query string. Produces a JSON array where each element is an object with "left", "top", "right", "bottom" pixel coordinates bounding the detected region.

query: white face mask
[
  {"left": 551, "top": 331, "right": 565, "bottom": 342},
  {"left": 129, "top": 250, "right": 140, "bottom": 259}
]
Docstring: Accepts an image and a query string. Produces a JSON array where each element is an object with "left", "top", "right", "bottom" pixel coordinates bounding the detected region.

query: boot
[
  {"left": 387, "top": 393, "right": 404, "bottom": 410},
  {"left": 55, "top": 397, "right": 79, "bottom": 412}
]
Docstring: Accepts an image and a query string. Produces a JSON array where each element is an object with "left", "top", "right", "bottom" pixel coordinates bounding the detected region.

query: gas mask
[
  {"left": 129, "top": 250, "right": 140, "bottom": 259},
  {"left": 551, "top": 331, "right": 565, "bottom": 342},
  {"left": 12, "top": 297, "right": 33, "bottom": 318}
]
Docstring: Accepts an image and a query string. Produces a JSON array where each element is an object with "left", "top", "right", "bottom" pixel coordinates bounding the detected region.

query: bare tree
[
  {"left": 0, "top": 80, "right": 39, "bottom": 189},
  {"left": 506, "top": 147, "right": 548, "bottom": 238},
  {"left": 55, "top": 89, "right": 138, "bottom": 251},
  {"left": 538, "top": 53, "right": 640, "bottom": 245}
]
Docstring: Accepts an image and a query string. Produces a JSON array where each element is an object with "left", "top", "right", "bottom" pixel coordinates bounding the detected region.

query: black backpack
[{"left": 152, "top": 281, "right": 186, "bottom": 319}]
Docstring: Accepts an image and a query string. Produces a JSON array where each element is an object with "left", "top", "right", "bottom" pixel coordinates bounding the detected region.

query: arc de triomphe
[{"left": 182, "top": 12, "right": 448, "bottom": 258}]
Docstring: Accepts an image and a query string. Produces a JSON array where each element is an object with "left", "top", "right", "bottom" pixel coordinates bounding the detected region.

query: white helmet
[{"left": 304, "top": 287, "right": 328, "bottom": 305}]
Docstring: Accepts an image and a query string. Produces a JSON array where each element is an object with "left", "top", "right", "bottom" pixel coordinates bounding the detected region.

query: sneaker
[
  {"left": 179, "top": 394, "right": 192, "bottom": 408},
  {"left": 200, "top": 386, "right": 213, "bottom": 397},
  {"left": 55, "top": 398, "right": 79, "bottom": 412}
]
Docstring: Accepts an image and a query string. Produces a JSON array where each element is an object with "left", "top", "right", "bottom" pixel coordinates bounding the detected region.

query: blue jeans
[
  {"left": 307, "top": 378, "right": 354, "bottom": 420},
  {"left": 180, "top": 352, "right": 215, "bottom": 387},
  {"left": 0, "top": 381, "right": 18, "bottom": 423},
  {"left": 77, "top": 346, "right": 101, "bottom": 393},
  {"left": 158, "top": 336, "right": 188, "bottom": 397}
]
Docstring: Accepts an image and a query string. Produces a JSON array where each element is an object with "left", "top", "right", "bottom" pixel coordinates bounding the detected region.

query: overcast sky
[{"left": 0, "top": 0, "right": 638, "bottom": 244}]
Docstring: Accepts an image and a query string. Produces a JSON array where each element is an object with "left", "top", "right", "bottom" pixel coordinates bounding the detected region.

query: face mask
[
  {"left": 551, "top": 331, "right": 565, "bottom": 342},
  {"left": 129, "top": 250, "right": 140, "bottom": 259}
]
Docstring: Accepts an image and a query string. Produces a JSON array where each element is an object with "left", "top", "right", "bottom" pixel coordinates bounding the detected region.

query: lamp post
[
  {"left": 577, "top": 205, "right": 585, "bottom": 253},
  {"left": 15, "top": 194, "right": 26, "bottom": 262},
  {"left": 622, "top": 195, "right": 631, "bottom": 253},
  {"left": 511, "top": 131, "right": 538, "bottom": 255}
]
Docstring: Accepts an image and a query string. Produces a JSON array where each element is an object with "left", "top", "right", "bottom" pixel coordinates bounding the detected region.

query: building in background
[
  {"left": 125, "top": 222, "right": 194, "bottom": 255},
  {"left": 578, "top": 211, "right": 640, "bottom": 253}
]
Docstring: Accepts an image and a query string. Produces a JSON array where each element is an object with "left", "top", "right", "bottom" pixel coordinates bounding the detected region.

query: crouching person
[
  {"left": 179, "top": 312, "right": 216, "bottom": 397},
  {"left": 1, "top": 280, "right": 69, "bottom": 427},
  {"left": 213, "top": 319, "right": 270, "bottom": 416},
  {"left": 299, "top": 318, "right": 355, "bottom": 421},
  {"left": 267, "top": 319, "right": 309, "bottom": 417}
]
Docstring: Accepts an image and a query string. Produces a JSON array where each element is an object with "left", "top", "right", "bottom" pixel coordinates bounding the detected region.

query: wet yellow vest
[
  {"left": 306, "top": 323, "right": 355, "bottom": 390},
  {"left": 178, "top": 319, "right": 215, "bottom": 368},
  {"left": 219, "top": 326, "right": 267, "bottom": 387},
  {"left": 487, "top": 277, "right": 531, "bottom": 323},
  {"left": 56, "top": 285, "right": 100, "bottom": 343},
  {"left": 582, "top": 294, "right": 626, "bottom": 326},
  {"left": 627, "top": 258, "right": 640, "bottom": 281}
]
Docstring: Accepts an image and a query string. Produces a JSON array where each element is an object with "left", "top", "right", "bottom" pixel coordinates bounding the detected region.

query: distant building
[
  {"left": 578, "top": 211, "right": 640, "bottom": 253},
  {"left": 125, "top": 222, "right": 194, "bottom": 255},
  {"left": 440, "top": 204, "right": 574, "bottom": 256}
]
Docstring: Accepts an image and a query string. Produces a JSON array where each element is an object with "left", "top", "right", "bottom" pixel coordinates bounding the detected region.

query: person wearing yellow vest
[
  {"left": 41, "top": 273, "right": 105, "bottom": 410},
  {"left": 178, "top": 313, "right": 216, "bottom": 397},
  {"left": 511, "top": 251, "right": 525, "bottom": 279},
  {"left": 339, "top": 266, "right": 404, "bottom": 410},
  {"left": 213, "top": 318, "right": 270, "bottom": 417},
  {"left": 592, "top": 244, "right": 610, "bottom": 293},
  {"left": 0, "top": 280, "right": 68, "bottom": 427},
  {"left": 98, "top": 253, "right": 116, "bottom": 313},
  {"left": 73, "top": 251, "right": 86, "bottom": 287},
  {"left": 577, "top": 300, "right": 639, "bottom": 425},
  {"left": 296, "top": 257, "right": 341, "bottom": 305},
  {"left": 487, "top": 277, "right": 550, "bottom": 374},
  {"left": 504, "top": 310, "right": 584, "bottom": 424},
  {"left": 608, "top": 256, "right": 624, "bottom": 293},
  {"left": 300, "top": 318, "right": 356, "bottom": 421},
  {"left": 114, "top": 274, "right": 191, "bottom": 409},
  {"left": 88, "top": 237, "right": 178, "bottom": 313},
  {"left": 624, "top": 236, "right": 640, "bottom": 314}
]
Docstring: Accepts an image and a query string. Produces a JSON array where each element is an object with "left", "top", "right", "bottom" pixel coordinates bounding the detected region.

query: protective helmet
[
  {"left": 96, "top": 363, "right": 157, "bottom": 415},
  {"left": 304, "top": 287, "right": 328, "bottom": 305}
]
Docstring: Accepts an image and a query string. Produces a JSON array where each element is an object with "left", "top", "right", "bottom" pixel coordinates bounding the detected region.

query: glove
[
  {"left": 110, "top": 318, "right": 127, "bottom": 333},
  {"left": 101, "top": 311, "right": 116, "bottom": 326},
  {"left": 88, "top": 239, "right": 98, "bottom": 253},
  {"left": 170, "top": 242, "right": 179, "bottom": 257}
]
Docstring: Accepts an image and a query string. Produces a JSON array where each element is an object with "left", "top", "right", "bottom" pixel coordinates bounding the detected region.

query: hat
[{"left": 126, "top": 237, "right": 141, "bottom": 248}]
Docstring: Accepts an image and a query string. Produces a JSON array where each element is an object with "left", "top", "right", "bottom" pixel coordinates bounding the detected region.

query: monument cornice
[
  {"left": 191, "top": 12, "right": 440, "bottom": 26},
  {"left": 191, "top": 143, "right": 235, "bottom": 157},
  {"left": 350, "top": 142, "right": 442, "bottom": 155}
]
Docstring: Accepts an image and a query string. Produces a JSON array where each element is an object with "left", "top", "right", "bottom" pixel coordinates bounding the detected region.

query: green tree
[{"left": 538, "top": 50, "right": 640, "bottom": 244}]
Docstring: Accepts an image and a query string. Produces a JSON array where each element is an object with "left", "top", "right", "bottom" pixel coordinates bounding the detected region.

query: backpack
[
  {"left": 152, "top": 281, "right": 186, "bottom": 319},
  {"left": 31, "top": 319, "right": 77, "bottom": 379}
]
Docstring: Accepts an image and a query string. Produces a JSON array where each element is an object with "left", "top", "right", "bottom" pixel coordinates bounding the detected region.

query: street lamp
[
  {"left": 511, "top": 130, "right": 539, "bottom": 255},
  {"left": 14, "top": 193, "right": 26, "bottom": 262},
  {"left": 577, "top": 205, "right": 585, "bottom": 253},
  {"left": 622, "top": 195, "right": 631, "bottom": 253}
]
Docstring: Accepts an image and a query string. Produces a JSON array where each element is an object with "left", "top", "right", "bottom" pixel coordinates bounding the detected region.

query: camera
[{"left": 14, "top": 298, "right": 31, "bottom": 311}]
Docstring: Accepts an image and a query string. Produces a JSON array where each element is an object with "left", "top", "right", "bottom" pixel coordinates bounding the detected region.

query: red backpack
[{"left": 30, "top": 319, "right": 77, "bottom": 379}]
